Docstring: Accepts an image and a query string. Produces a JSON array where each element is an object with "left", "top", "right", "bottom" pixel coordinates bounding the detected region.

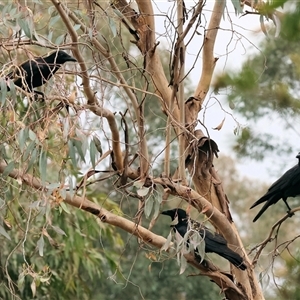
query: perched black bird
[
  {"left": 250, "top": 152, "right": 300, "bottom": 222},
  {"left": 3, "top": 50, "right": 76, "bottom": 96},
  {"left": 161, "top": 209, "right": 247, "bottom": 270}
]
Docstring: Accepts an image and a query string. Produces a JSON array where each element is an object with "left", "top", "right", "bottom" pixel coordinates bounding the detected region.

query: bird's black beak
[
  {"left": 161, "top": 210, "right": 172, "bottom": 217},
  {"left": 62, "top": 52, "right": 77, "bottom": 62},
  {"left": 161, "top": 210, "right": 180, "bottom": 227},
  {"left": 296, "top": 152, "right": 300, "bottom": 159},
  {"left": 68, "top": 56, "right": 77, "bottom": 62}
]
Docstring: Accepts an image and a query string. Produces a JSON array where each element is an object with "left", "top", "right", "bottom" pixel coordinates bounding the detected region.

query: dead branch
[{"left": 250, "top": 207, "right": 300, "bottom": 265}]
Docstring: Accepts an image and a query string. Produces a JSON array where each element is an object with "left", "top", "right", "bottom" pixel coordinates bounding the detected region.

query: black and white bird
[
  {"left": 162, "top": 208, "right": 247, "bottom": 270},
  {"left": 250, "top": 152, "right": 300, "bottom": 222},
  {"left": 3, "top": 50, "right": 76, "bottom": 97}
]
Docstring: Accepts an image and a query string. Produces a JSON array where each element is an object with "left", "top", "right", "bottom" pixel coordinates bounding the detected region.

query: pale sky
[{"left": 153, "top": 1, "right": 296, "bottom": 183}]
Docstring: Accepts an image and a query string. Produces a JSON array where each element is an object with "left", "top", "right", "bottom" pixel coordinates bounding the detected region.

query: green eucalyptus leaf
[
  {"left": 144, "top": 197, "right": 153, "bottom": 218},
  {"left": 37, "top": 235, "right": 44, "bottom": 257},
  {"left": 2, "top": 161, "right": 15, "bottom": 177},
  {"left": 0, "top": 224, "right": 11, "bottom": 240},
  {"left": 39, "top": 149, "right": 47, "bottom": 183}
]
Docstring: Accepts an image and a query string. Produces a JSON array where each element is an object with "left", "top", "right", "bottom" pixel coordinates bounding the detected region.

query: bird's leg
[{"left": 283, "top": 198, "right": 294, "bottom": 218}]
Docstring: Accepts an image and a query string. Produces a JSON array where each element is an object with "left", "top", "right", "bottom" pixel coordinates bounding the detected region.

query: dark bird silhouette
[
  {"left": 250, "top": 152, "right": 300, "bottom": 222},
  {"left": 3, "top": 50, "right": 76, "bottom": 97},
  {"left": 161, "top": 209, "right": 247, "bottom": 270}
]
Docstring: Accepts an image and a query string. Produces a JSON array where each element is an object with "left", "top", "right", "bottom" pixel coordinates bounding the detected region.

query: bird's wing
[
  {"left": 196, "top": 225, "right": 246, "bottom": 270},
  {"left": 284, "top": 166, "right": 300, "bottom": 197},
  {"left": 177, "top": 218, "right": 247, "bottom": 270},
  {"left": 7, "top": 60, "right": 31, "bottom": 79},
  {"left": 32, "top": 58, "right": 54, "bottom": 75},
  {"left": 289, "top": 166, "right": 300, "bottom": 185},
  {"left": 250, "top": 165, "right": 299, "bottom": 208},
  {"left": 268, "top": 165, "right": 299, "bottom": 190},
  {"left": 11, "top": 60, "right": 35, "bottom": 89},
  {"left": 201, "top": 229, "right": 228, "bottom": 248}
]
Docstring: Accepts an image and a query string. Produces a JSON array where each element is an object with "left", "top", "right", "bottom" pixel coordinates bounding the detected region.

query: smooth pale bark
[{"left": 0, "top": 161, "right": 246, "bottom": 300}]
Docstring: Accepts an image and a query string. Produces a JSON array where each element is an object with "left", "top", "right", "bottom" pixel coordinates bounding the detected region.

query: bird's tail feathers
[
  {"left": 250, "top": 193, "right": 273, "bottom": 209},
  {"left": 218, "top": 248, "right": 247, "bottom": 270},
  {"left": 252, "top": 200, "right": 272, "bottom": 222}
]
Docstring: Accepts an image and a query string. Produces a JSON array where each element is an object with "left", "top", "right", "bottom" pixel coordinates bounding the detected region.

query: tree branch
[
  {"left": 249, "top": 207, "right": 300, "bottom": 266},
  {"left": 186, "top": 0, "right": 225, "bottom": 126},
  {"left": 0, "top": 161, "right": 247, "bottom": 300},
  {"left": 51, "top": 0, "right": 151, "bottom": 173},
  {"left": 114, "top": 0, "right": 180, "bottom": 125},
  {"left": 50, "top": 0, "right": 97, "bottom": 106},
  {"left": 152, "top": 176, "right": 266, "bottom": 299}
]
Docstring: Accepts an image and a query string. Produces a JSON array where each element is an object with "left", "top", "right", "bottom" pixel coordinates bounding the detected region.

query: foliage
[
  {"left": 1, "top": 0, "right": 299, "bottom": 299},
  {"left": 277, "top": 251, "right": 300, "bottom": 300},
  {"left": 0, "top": 175, "right": 123, "bottom": 299},
  {"left": 213, "top": 4, "right": 300, "bottom": 160}
]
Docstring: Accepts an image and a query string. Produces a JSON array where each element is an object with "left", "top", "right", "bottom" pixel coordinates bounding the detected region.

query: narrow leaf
[
  {"left": 55, "top": 34, "right": 65, "bottom": 45},
  {"left": 26, "top": 147, "right": 38, "bottom": 172},
  {"left": 28, "top": 129, "right": 37, "bottom": 141},
  {"left": 260, "top": 15, "right": 268, "bottom": 37},
  {"left": 18, "top": 128, "right": 29, "bottom": 152},
  {"left": 60, "top": 201, "right": 70, "bottom": 214},
  {"left": 161, "top": 232, "right": 173, "bottom": 251},
  {"left": 108, "top": 17, "right": 117, "bottom": 37},
  {"left": 68, "top": 176, "right": 74, "bottom": 197},
  {"left": 93, "top": 136, "right": 103, "bottom": 156},
  {"left": 264, "top": 272, "right": 270, "bottom": 289},
  {"left": 47, "top": 30, "right": 53, "bottom": 42},
  {"left": 23, "top": 140, "right": 36, "bottom": 161},
  {"left": 231, "top": 0, "right": 243, "bottom": 14},
  {"left": 144, "top": 198, "right": 153, "bottom": 218},
  {"left": 73, "top": 24, "right": 81, "bottom": 31},
  {"left": 30, "top": 280, "right": 36, "bottom": 297},
  {"left": 8, "top": 79, "right": 16, "bottom": 99},
  {"left": 137, "top": 186, "right": 149, "bottom": 197},
  {"left": 272, "top": 14, "right": 281, "bottom": 38},
  {"left": 49, "top": 15, "right": 60, "bottom": 27},
  {"left": 73, "top": 139, "right": 86, "bottom": 162},
  {"left": 18, "top": 18, "right": 33, "bottom": 39},
  {"left": 179, "top": 253, "right": 187, "bottom": 274},
  {"left": 51, "top": 225, "right": 67, "bottom": 236},
  {"left": 195, "top": 241, "right": 206, "bottom": 263},
  {"left": 152, "top": 198, "right": 161, "bottom": 219},
  {"left": 212, "top": 117, "right": 225, "bottom": 131},
  {"left": 0, "top": 78, "right": 7, "bottom": 106},
  {"left": 68, "top": 140, "right": 77, "bottom": 166},
  {"left": 17, "top": 273, "right": 25, "bottom": 290},
  {"left": 133, "top": 180, "right": 144, "bottom": 189},
  {"left": 90, "top": 139, "right": 97, "bottom": 169},
  {"left": 37, "top": 235, "right": 44, "bottom": 256},
  {"left": 0, "top": 224, "right": 11, "bottom": 240},
  {"left": 3, "top": 161, "right": 15, "bottom": 177},
  {"left": 155, "top": 185, "right": 164, "bottom": 203},
  {"left": 170, "top": 216, "right": 178, "bottom": 226},
  {"left": 39, "top": 149, "right": 47, "bottom": 183}
]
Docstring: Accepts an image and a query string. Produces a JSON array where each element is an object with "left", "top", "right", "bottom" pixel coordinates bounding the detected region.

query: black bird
[
  {"left": 3, "top": 50, "right": 76, "bottom": 96},
  {"left": 161, "top": 209, "right": 247, "bottom": 270},
  {"left": 250, "top": 152, "right": 300, "bottom": 222}
]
